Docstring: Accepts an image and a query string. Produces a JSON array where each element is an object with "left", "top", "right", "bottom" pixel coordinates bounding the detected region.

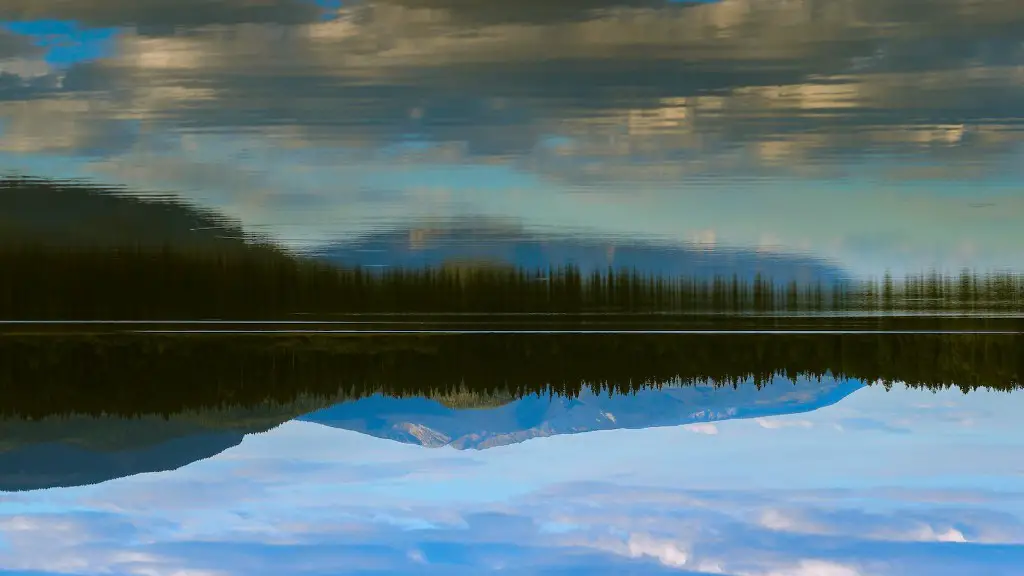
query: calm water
[
  {"left": 2, "top": 0, "right": 1023, "bottom": 275},
  {"left": 2, "top": 0, "right": 1024, "bottom": 574}
]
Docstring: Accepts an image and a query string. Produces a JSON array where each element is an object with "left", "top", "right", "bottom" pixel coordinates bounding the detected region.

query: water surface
[{"left": 2, "top": 0, "right": 1024, "bottom": 275}]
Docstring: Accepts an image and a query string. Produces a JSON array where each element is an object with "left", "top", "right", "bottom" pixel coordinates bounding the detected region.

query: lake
[{"left": 1, "top": 0, "right": 1023, "bottom": 574}]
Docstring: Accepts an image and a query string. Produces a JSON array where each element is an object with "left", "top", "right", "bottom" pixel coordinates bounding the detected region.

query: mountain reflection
[
  {"left": 3, "top": 0, "right": 1024, "bottom": 277},
  {"left": 3, "top": 178, "right": 1023, "bottom": 320},
  {"left": 5, "top": 0, "right": 1022, "bottom": 165}
]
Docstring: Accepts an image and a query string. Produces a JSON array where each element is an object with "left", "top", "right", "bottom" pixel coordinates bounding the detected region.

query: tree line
[{"left": 0, "top": 332, "right": 1018, "bottom": 418}]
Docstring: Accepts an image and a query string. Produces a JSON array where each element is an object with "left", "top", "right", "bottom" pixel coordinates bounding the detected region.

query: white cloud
[
  {"left": 682, "top": 423, "right": 719, "bottom": 435},
  {"left": 625, "top": 533, "right": 690, "bottom": 568},
  {"left": 905, "top": 525, "right": 967, "bottom": 544},
  {"left": 406, "top": 549, "right": 427, "bottom": 564},
  {"left": 753, "top": 560, "right": 864, "bottom": 576},
  {"left": 756, "top": 418, "right": 814, "bottom": 430},
  {"left": 3, "top": 477, "right": 1021, "bottom": 576},
  {"left": 758, "top": 509, "right": 819, "bottom": 532}
]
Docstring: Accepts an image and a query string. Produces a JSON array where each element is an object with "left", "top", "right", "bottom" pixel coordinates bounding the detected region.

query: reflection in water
[
  {"left": 3, "top": 0, "right": 1024, "bottom": 573},
  {"left": 2, "top": 0, "right": 1024, "bottom": 274},
  {"left": 3, "top": 178, "right": 1024, "bottom": 320},
  {"left": 9, "top": 244, "right": 1024, "bottom": 319}
]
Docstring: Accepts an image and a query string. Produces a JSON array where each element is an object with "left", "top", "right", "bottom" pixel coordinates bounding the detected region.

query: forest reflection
[{"left": 2, "top": 177, "right": 1023, "bottom": 321}]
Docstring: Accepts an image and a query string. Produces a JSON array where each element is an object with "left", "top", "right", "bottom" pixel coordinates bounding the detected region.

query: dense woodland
[{"left": 0, "top": 332, "right": 1019, "bottom": 418}]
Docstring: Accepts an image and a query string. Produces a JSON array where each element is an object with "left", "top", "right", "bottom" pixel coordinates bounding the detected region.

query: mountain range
[
  {"left": 300, "top": 376, "right": 864, "bottom": 450},
  {"left": 1, "top": 377, "right": 864, "bottom": 491}
]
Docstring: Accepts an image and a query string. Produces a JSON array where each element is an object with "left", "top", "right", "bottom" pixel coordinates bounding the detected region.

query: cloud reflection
[
  {"left": 1, "top": 0, "right": 1023, "bottom": 275},
  {"left": 3, "top": 0, "right": 1024, "bottom": 169}
]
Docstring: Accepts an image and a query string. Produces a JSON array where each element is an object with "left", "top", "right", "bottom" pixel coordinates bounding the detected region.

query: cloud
[
  {"left": 624, "top": 533, "right": 690, "bottom": 568},
  {"left": 682, "top": 423, "right": 719, "bottom": 435},
  {"left": 756, "top": 418, "right": 814, "bottom": 430},
  {"left": 754, "top": 560, "right": 864, "bottom": 576},
  {"left": 753, "top": 505, "right": 1024, "bottom": 545},
  {"left": 834, "top": 418, "right": 911, "bottom": 434},
  {"left": 4, "top": 467, "right": 1024, "bottom": 575}
]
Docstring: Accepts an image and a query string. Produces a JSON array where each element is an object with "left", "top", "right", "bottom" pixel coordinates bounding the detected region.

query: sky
[
  {"left": 1, "top": 384, "right": 1024, "bottom": 574},
  {"left": 2, "top": 0, "right": 1024, "bottom": 277}
]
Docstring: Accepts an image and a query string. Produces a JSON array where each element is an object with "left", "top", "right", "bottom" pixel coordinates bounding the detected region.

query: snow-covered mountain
[
  {"left": 1, "top": 378, "right": 864, "bottom": 491},
  {"left": 300, "top": 376, "right": 865, "bottom": 449}
]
